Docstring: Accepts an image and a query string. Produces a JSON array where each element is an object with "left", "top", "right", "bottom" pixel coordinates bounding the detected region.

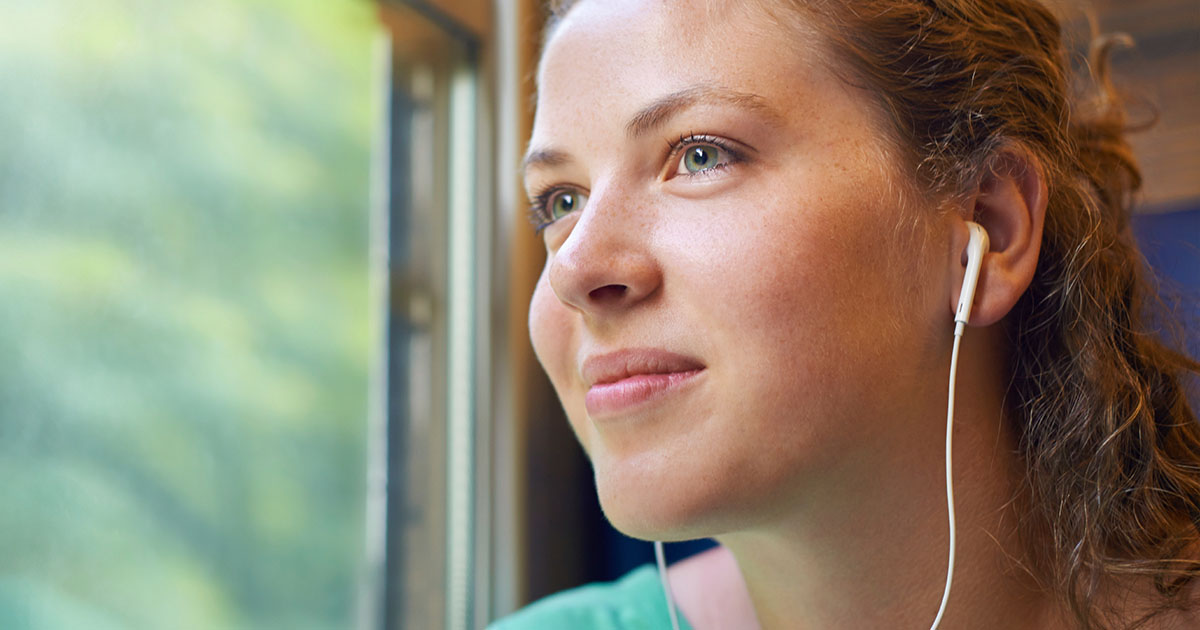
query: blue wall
[
  {"left": 1134, "top": 205, "right": 1200, "bottom": 289},
  {"left": 1133, "top": 205, "right": 1200, "bottom": 359}
]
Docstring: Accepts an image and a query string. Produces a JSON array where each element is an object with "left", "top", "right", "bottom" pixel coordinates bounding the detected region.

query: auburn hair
[{"left": 542, "top": 1, "right": 1200, "bottom": 627}]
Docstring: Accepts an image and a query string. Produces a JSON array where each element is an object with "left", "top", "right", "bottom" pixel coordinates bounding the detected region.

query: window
[
  {"left": 0, "top": 1, "right": 381, "bottom": 628},
  {"left": 377, "top": 2, "right": 490, "bottom": 628}
]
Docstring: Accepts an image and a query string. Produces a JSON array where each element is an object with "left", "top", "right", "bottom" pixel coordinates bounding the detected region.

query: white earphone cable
[
  {"left": 655, "top": 540, "right": 683, "bottom": 630},
  {"left": 929, "top": 321, "right": 965, "bottom": 629}
]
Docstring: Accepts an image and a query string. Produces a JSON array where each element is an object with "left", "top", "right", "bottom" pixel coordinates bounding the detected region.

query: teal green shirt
[{"left": 487, "top": 564, "right": 695, "bottom": 630}]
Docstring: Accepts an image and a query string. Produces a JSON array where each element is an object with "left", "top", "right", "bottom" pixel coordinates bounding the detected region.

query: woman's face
[{"left": 526, "top": 0, "right": 948, "bottom": 539}]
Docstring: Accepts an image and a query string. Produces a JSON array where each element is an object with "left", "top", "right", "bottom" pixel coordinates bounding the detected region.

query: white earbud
[{"left": 954, "top": 221, "right": 990, "bottom": 327}]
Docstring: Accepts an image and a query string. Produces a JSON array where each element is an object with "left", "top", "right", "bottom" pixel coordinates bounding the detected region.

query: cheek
[
  {"left": 678, "top": 190, "right": 873, "bottom": 344},
  {"left": 668, "top": 180, "right": 925, "bottom": 455},
  {"left": 529, "top": 266, "right": 572, "bottom": 381},
  {"left": 528, "top": 266, "right": 594, "bottom": 442}
]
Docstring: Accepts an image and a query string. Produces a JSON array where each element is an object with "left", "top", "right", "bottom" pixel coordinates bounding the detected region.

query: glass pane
[{"left": 0, "top": 1, "right": 381, "bottom": 628}]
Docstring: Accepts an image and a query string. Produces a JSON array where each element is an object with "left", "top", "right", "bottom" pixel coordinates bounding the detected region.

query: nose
[{"left": 547, "top": 190, "right": 662, "bottom": 317}]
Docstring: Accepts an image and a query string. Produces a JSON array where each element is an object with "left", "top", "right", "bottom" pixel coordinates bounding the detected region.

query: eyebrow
[
  {"left": 521, "top": 84, "right": 779, "bottom": 176},
  {"left": 521, "top": 147, "right": 573, "bottom": 175},
  {"left": 624, "top": 85, "right": 778, "bottom": 139}
]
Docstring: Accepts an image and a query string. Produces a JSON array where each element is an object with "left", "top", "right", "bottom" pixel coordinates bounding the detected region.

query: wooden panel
[
  {"left": 425, "top": 0, "right": 490, "bottom": 37},
  {"left": 380, "top": 0, "right": 491, "bottom": 40},
  {"left": 1053, "top": 0, "right": 1200, "bottom": 209}
]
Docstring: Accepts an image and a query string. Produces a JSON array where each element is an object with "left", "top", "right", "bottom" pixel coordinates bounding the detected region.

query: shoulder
[
  {"left": 487, "top": 564, "right": 687, "bottom": 630},
  {"left": 666, "top": 545, "right": 758, "bottom": 630}
]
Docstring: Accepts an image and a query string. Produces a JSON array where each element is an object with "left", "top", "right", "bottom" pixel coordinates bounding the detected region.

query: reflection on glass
[{"left": 0, "top": 1, "right": 379, "bottom": 628}]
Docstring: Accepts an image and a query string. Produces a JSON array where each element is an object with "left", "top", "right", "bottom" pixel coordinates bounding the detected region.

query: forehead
[{"left": 532, "top": 0, "right": 834, "bottom": 145}]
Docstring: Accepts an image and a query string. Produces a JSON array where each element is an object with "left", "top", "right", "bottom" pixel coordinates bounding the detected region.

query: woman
[{"left": 492, "top": 0, "right": 1200, "bottom": 628}]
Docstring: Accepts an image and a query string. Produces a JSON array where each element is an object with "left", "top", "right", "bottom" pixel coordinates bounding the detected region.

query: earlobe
[{"left": 948, "top": 146, "right": 1048, "bottom": 327}]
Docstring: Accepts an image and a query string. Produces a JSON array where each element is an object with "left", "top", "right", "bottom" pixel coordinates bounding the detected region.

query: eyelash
[
  {"left": 527, "top": 133, "right": 744, "bottom": 233},
  {"left": 526, "top": 192, "right": 560, "bottom": 234},
  {"left": 668, "top": 133, "right": 741, "bottom": 177}
]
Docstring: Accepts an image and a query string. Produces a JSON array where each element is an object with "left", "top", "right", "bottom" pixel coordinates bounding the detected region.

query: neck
[{"left": 714, "top": 327, "right": 1064, "bottom": 630}]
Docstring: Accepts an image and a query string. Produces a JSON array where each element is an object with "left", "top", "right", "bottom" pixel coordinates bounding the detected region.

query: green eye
[
  {"left": 683, "top": 144, "right": 720, "bottom": 173},
  {"left": 549, "top": 190, "right": 586, "bottom": 220}
]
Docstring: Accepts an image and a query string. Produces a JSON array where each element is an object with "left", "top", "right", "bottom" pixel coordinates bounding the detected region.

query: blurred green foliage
[{"left": 0, "top": 0, "right": 379, "bottom": 628}]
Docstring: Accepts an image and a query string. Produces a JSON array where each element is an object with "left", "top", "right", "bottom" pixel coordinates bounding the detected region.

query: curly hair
[{"left": 542, "top": 1, "right": 1200, "bottom": 627}]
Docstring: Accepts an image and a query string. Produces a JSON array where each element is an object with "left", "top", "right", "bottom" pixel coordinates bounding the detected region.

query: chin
[{"left": 593, "top": 456, "right": 744, "bottom": 543}]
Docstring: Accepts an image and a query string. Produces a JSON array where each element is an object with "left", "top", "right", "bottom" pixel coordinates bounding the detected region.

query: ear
[{"left": 948, "top": 146, "right": 1048, "bottom": 327}]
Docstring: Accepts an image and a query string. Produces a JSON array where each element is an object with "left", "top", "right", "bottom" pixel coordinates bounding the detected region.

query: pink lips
[{"left": 582, "top": 349, "right": 705, "bottom": 417}]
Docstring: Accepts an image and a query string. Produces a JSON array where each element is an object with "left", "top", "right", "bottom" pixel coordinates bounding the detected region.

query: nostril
[{"left": 588, "top": 284, "right": 628, "bottom": 303}]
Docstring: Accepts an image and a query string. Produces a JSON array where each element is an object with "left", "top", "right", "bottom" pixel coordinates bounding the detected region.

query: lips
[{"left": 581, "top": 349, "right": 705, "bottom": 417}]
